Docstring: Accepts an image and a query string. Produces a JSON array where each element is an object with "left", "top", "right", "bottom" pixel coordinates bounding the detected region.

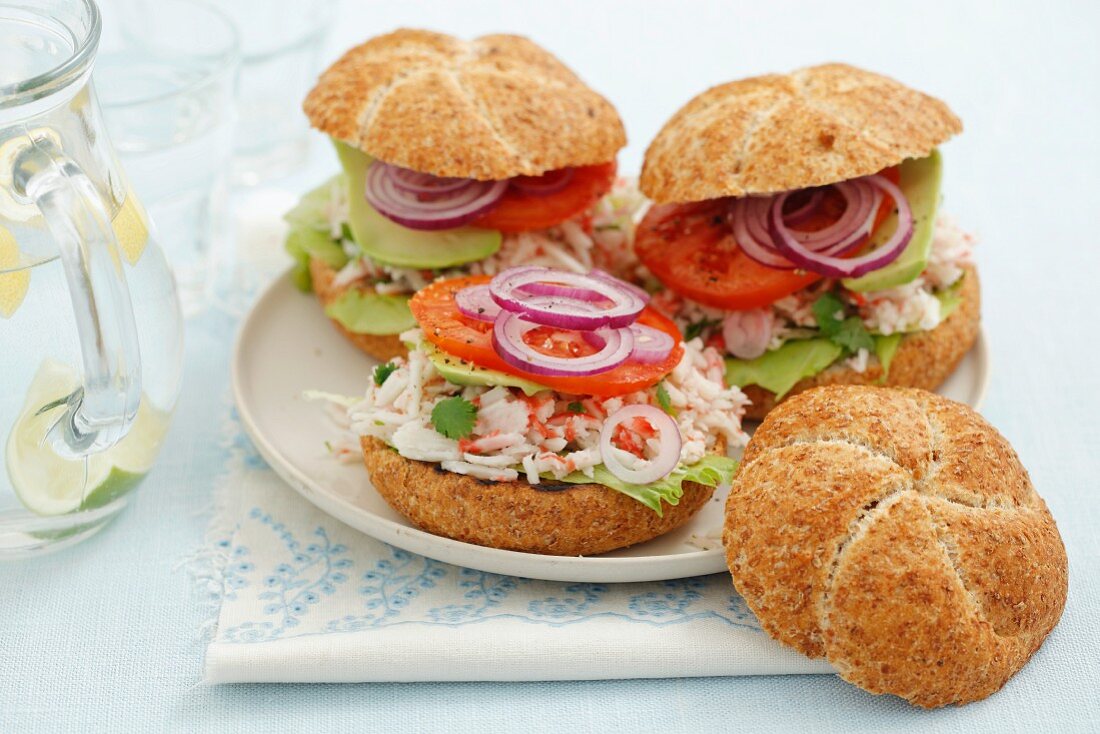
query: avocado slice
[
  {"left": 324, "top": 288, "right": 417, "bottom": 335},
  {"left": 842, "top": 150, "right": 943, "bottom": 292},
  {"left": 333, "top": 141, "right": 502, "bottom": 269},
  {"left": 423, "top": 345, "right": 550, "bottom": 396}
]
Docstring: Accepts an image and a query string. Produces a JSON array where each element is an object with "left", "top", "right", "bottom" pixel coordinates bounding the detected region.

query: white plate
[{"left": 232, "top": 272, "right": 990, "bottom": 583}]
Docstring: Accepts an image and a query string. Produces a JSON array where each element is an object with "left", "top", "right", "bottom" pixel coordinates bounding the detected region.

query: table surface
[{"left": 4, "top": 1, "right": 1100, "bottom": 731}]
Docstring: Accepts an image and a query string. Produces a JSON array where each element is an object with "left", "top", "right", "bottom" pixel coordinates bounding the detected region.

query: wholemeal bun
[
  {"left": 724, "top": 386, "right": 1067, "bottom": 707},
  {"left": 304, "top": 28, "right": 626, "bottom": 180},
  {"left": 741, "top": 265, "right": 981, "bottom": 420},
  {"left": 641, "top": 63, "right": 961, "bottom": 203},
  {"left": 361, "top": 436, "right": 720, "bottom": 556},
  {"left": 309, "top": 256, "right": 406, "bottom": 363}
]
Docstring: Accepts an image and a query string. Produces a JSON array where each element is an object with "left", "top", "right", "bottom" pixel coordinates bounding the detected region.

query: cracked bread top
[
  {"left": 724, "top": 385, "right": 1067, "bottom": 708},
  {"left": 303, "top": 28, "right": 627, "bottom": 180},
  {"left": 640, "top": 63, "right": 962, "bottom": 203}
]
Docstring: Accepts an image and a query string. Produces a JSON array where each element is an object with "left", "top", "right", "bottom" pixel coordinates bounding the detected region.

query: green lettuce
[
  {"left": 324, "top": 289, "right": 416, "bottom": 335},
  {"left": 284, "top": 176, "right": 349, "bottom": 292},
  {"left": 549, "top": 454, "right": 739, "bottom": 516},
  {"left": 725, "top": 339, "right": 843, "bottom": 399}
]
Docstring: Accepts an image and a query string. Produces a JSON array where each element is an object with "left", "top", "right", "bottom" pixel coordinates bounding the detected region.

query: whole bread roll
[{"left": 724, "top": 386, "right": 1067, "bottom": 707}]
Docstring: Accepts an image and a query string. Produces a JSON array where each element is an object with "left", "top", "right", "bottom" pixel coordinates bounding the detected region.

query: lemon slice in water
[
  {"left": 111, "top": 193, "right": 150, "bottom": 266},
  {"left": 0, "top": 225, "right": 30, "bottom": 318},
  {"left": 5, "top": 360, "right": 170, "bottom": 516}
]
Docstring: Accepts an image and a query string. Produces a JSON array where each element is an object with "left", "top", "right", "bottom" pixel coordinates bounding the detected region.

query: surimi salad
[{"left": 323, "top": 266, "right": 747, "bottom": 514}]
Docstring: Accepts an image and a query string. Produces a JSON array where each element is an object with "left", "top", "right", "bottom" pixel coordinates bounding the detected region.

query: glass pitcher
[{"left": 0, "top": 0, "right": 183, "bottom": 556}]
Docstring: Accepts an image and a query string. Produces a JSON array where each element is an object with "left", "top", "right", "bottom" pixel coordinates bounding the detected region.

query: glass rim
[
  {"left": 0, "top": 0, "right": 102, "bottom": 111},
  {"left": 98, "top": 0, "right": 241, "bottom": 110}
]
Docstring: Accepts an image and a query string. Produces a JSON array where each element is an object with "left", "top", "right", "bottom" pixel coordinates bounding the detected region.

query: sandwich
[
  {"left": 284, "top": 29, "right": 641, "bottom": 362},
  {"left": 328, "top": 266, "right": 748, "bottom": 555},
  {"left": 636, "top": 64, "right": 979, "bottom": 419}
]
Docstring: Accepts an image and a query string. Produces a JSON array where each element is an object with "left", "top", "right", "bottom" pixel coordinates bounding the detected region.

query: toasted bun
[
  {"left": 740, "top": 266, "right": 980, "bottom": 420},
  {"left": 361, "top": 436, "right": 719, "bottom": 556},
  {"left": 304, "top": 29, "right": 626, "bottom": 180},
  {"left": 309, "top": 256, "right": 407, "bottom": 363},
  {"left": 641, "top": 63, "right": 962, "bottom": 203},
  {"left": 724, "top": 386, "right": 1067, "bottom": 707}
]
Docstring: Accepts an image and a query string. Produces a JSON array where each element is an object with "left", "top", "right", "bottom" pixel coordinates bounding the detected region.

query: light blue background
[{"left": 3, "top": 0, "right": 1099, "bottom": 731}]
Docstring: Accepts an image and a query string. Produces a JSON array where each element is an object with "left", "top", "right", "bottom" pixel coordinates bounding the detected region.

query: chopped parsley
[
  {"left": 373, "top": 361, "right": 398, "bottom": 386},
  {"left": 813, "top": 292, "right": 874, "bottom": 355},
  {"left": 684, "top": 318, "right": 719, "bottom": 342},
  {"left": 430, "top": 396, "right": 478, "bottom": 439},
  {"left": 566, "top": 401, "right": 587, "bottom": 414},
  {"left": 656, "top": 382, "right": 677, "bottom": 416}
]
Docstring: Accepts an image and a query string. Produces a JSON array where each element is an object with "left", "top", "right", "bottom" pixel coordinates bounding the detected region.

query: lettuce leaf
[
  {"left": 725, "top": 339, "right": 843, "bottom": 399},
  {"left": 324, "top": 289, "right": 416, "bottom": 335},
  {"left": 549, "top": 454, "right": 739, "bottom": 516},
  {"left": 284, "top": 177, "right": 348, "bottom": 292}
]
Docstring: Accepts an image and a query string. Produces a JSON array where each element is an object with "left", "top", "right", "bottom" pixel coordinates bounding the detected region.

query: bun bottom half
[
  {"left": 360, "top": 436, "right": 717, "bottom": 556},
  {"left": 309, "top": 256, "right": 407, "bottom": 363},
  {"left": 741, "top": 266, "right": 981, "bottom": 420}
]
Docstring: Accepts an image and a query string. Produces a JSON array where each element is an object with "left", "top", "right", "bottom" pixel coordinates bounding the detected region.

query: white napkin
[{"left": 197, "top": 407, "right": 832, "bottom": 683}]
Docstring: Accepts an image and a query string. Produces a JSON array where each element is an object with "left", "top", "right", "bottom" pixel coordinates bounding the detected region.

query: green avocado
[
  {"left": 423, "top": 345, "right": 550, "bottom": 396},
  {"left": 324, "top": 289, "right": 416, "bottom": 335},
  {"left": 283, "top": 176, "right": 349, "bottom": 292},
  {"left": 333, "top": 141, "right": 502, "bottom": 269},
  {"left": 842, "top": 150, "right": 943, "bottom": 293}
]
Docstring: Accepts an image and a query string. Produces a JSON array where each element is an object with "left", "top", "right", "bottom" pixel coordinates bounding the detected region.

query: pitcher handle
[{"left": 12, "top": 133, "right": 142, "bottom": 457}]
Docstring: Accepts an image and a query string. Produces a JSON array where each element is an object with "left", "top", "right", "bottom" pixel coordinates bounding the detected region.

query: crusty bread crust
[
  {"left": 309, "top": 256, "right": 406, "bottom": 362},
  {"left": 741, "top": 266, "right": 981, "bottom": 420},
  {"left": 724, "top": 386, "right": 1068, "bottom": 707},
  {"left": 304, "top": 29, "right": 626, "bottom": 180},
  {"left": 641, "top": 63, "right": 962, "bottom": 203},
  {"left": 361, "top": 436, "right": 719, "bottom": 556}
]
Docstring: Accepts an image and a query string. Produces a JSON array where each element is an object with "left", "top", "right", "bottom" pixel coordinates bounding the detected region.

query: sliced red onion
[
  {"left": 782, "top": 188, "right": 825, "bottom": 226},
  {"left": 732, "top": 196, "right": 798, "bottom": 270},
  {"left": 454, "top": 284, "right": 502, "bottom": 323},
  {"left": 769, "top": 175, "right": 913, "bottom": 278},
  {"left": 489, "top": 267, "right": 647, "bottom": 330},
  {"left": 600, "top": 405, "right": 682, "bottom": 484},
  {"left": 629, "top": 324, "right": 675, "bottom": 364},
  {"left": 511, "top": 168, "right": 575, "bottom": 195},
  {"left": 491, "top": 313, "right": 634, "bottom": 377},
  {"left": 722, "top": 309, "right": 772, "bottom": 360},
  {"left": 364, "top": 161, "right": 507, "bottom": 231},
  {"left": 590, "top": 268, "right": 651, "bottom": 303},
  {"left": 388, "top": 166, "right": 469, "bottom": 195}
]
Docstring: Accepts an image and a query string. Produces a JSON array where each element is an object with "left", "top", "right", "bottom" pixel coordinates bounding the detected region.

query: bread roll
[{"left": 724, "top": 386, "right": 1067, "bottom": 707}]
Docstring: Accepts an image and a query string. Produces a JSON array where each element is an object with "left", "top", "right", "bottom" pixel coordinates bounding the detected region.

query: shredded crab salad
[
  {"left": 326, "top": 177, "right": 647, "bottom": 293},
  {"left": 653, "top": 215, "right": 976, "bottom": 371},
  {"left": 329, "top": 332, "right": 747, "bottom": 490}
]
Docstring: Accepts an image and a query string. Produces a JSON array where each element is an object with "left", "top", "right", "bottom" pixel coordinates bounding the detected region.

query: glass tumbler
[
  {"left": 219, "top": 0, "right": 336, "bottom": 185},
  {"left": 97, "top": 0, "right": 239, "bottom": 317}
]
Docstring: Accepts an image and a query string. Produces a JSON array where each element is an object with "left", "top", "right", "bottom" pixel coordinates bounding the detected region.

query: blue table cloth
[{"left": 4, "top": 1, "right": 1100, "bottom": 731}]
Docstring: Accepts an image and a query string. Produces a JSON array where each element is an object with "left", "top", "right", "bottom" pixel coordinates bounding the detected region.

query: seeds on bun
[
  {"left": 641, "top": 63, "right": 961, "bottom": 204},
  {"left": 724, "top": 386, "right": 1067, "bottom": 707},
  {"left": 304, "top": 29, "right": 627, "bottom": 181}
]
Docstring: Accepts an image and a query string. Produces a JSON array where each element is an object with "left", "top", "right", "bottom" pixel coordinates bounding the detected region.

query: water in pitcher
[{"left": 0, "top": 0, "right": 183, "bottom": 556}]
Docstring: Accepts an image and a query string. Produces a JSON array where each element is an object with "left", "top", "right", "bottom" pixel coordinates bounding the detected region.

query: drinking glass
[
  {"left": 0, "top": 0, "right": 183, "bottom": 556},
  {"left": 219, "top": 0, "right": 336, "bottom": 185},
  {"left": 96, "top": 0, "right": 239, "bottom": 317}
]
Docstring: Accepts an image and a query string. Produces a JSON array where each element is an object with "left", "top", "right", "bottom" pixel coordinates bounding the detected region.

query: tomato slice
[
  {"left": 474, "top": 162, "right": 617, "bottom": 233},
  {"left": 635, "top": 168, "right": 900, "bottom": 310},
  {"left": 411, "top": 275, "right": 683, "bottom": 397}
]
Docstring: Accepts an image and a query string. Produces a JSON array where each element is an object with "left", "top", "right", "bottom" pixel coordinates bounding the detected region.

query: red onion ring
[
  {"left": 782, "top": 188, "right": 825, "bottom": 226},
  {"left": 489, "top": 267, "right": 647, "bottom": 330},
  {"left": 769, "top": 175, "right": 913, "bottom": 278},
  {"left": 491, "top": 313, "right": 634, "bottom": 377},
  {"left": 590, "top": 268, "right": 651, "bottom": 303},
  {"left": 388, "top": 166, "right": 469, "bottom": 195},
  {"left": 511, "top": 168, "right": 575, "bottom": 195},
  {"left": 629, "top": 323, "right": 676, "bottom": 364},
  {"left": 600, "top": 405, "right": 682, "bottom": 484},
  {"left": 454, "top": 284, "right": 502, "bottom": 323},
  {"left": 364, "top": 161, "right": 507, "bottom": 231}
]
